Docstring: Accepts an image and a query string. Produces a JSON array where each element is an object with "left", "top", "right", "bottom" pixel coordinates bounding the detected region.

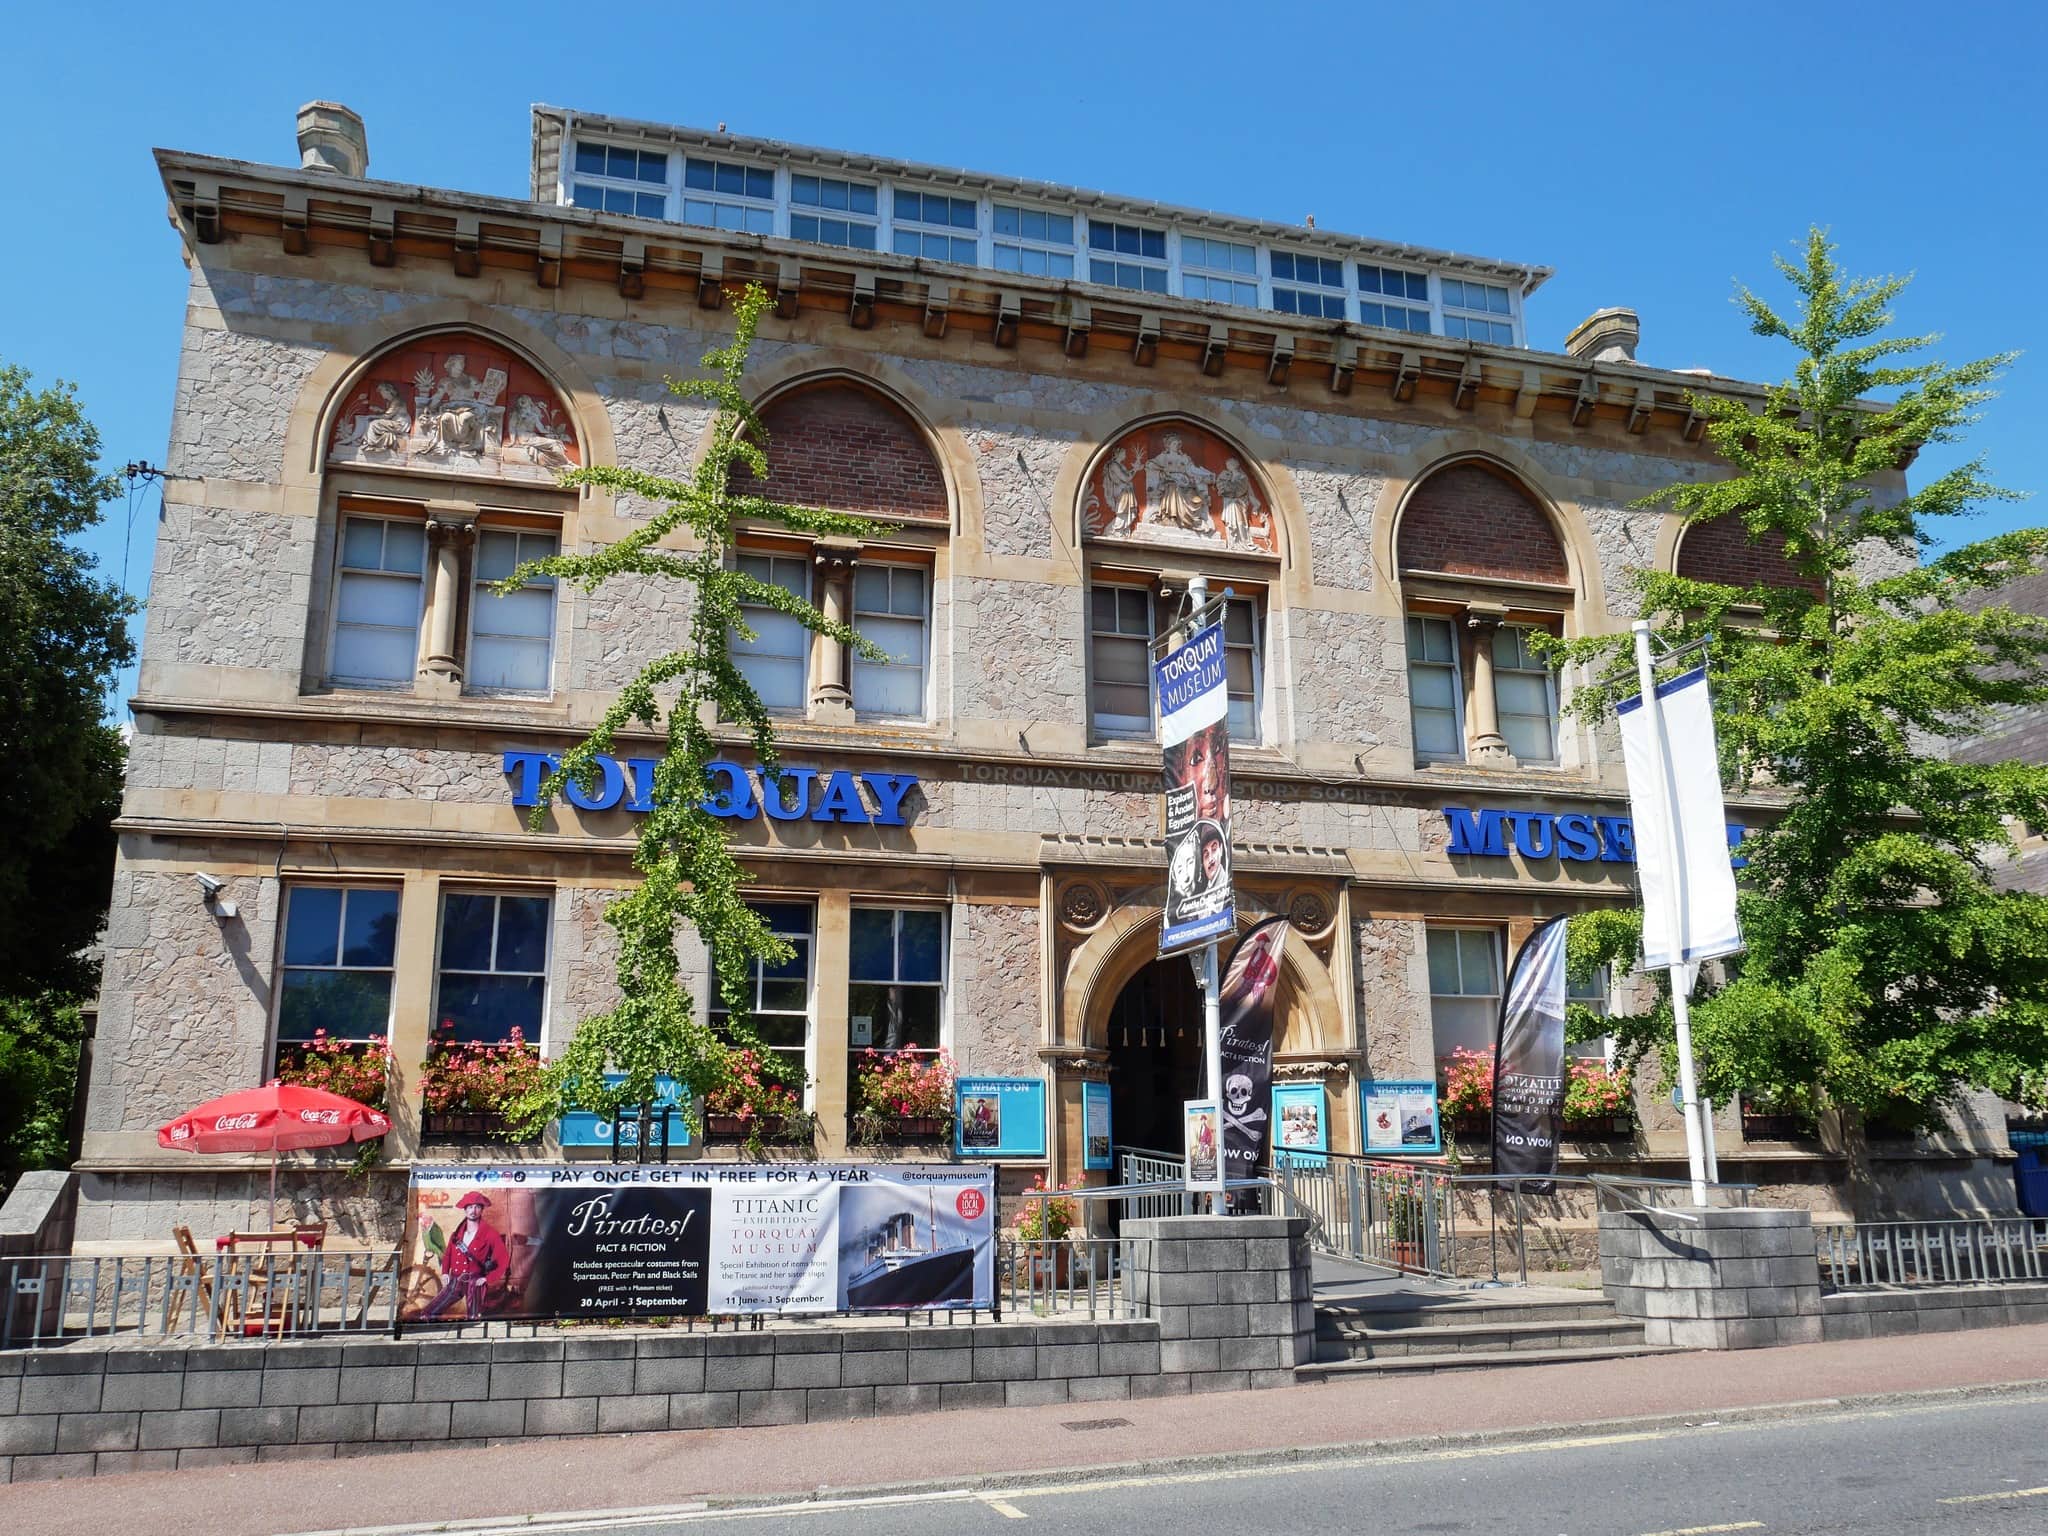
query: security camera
[
  {"left": 195, "top": 873, "right": 225, "bottom": 899},
  {"left": 195, "top": 873, "right": 239, "bottom": 921}
]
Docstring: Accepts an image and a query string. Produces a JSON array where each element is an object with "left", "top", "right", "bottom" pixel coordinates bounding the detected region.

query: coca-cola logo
[
  {"left": 214, "top": 1113, "right": 262, "bottom": 1131},
  {"left": 169, "top": 1123, "right": 192, "bottom": 1141},
  {"left": 297, "top": 1109, "right": 341, "bottom": 1125}
]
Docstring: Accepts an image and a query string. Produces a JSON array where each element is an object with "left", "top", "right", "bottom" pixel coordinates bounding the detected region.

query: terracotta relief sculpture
[
  {"left": 329, "top": 336, "right": 581, "bottom": 482},
  {"left": 1081, "top": 421, "right": 1276, "bottom": 554}
]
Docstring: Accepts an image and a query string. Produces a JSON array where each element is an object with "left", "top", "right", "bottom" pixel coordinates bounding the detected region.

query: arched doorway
[{"left": 1105, "top": 954, "right": 1207, "bottom": 1156}]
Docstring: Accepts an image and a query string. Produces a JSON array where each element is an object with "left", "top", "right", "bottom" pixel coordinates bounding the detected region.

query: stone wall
[
  {"left": 1120, "top": 1215, "right": 1314, "bottom": 1390},
  {"left": 1820, "top": 1281, "right": 2048, "bottom": 1341},
  {"left": 1599, "top": 1207, "right": 1824, "bottom": 1349},
  {"left": 949, "top": 903, "right": 1041, "bottom": 1077}
]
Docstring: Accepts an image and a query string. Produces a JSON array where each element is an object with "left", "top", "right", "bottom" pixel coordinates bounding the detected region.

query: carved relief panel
[
  {"left": 329, "top": 336, "right": 581, "bottom": 483},
  {"left": 1081, "top": 420, "right": 1277, "bottom": 557}
]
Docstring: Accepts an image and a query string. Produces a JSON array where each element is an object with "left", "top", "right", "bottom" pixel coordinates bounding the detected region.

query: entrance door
[{"left": 1105, "top": 954, "right": 1207, "bottom": 1158}]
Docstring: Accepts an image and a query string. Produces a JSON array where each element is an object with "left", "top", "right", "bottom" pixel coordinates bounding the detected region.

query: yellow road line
[
  {"left": 981, "top": 1496, "right": 1030, "bottom": 1519},
  {"left": 1939, "top": 1485, "right": 2048, "bottom": 1505}
]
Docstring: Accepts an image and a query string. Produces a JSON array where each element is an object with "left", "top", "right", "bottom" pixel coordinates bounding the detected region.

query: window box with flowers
[
  {"left": 275, "top": 1031, "right": 393, "bottom": 1172},
  {"left": 1562, "top": 1059, "right": 1636, "bottom": 1138},
  {"left": 851, "top": 1048, "right": 956, "bottom": 1146},
  {"left": 1014, "top": 1175, "right": 1081, "bottom": 1288},
  {"left": 1438, "top": 1046, "right": 1494, "bottom": 1142},
  {"left": 701, "top": 1049, "right": 817, "bottom": 1154},
  {"left": 419, "top": 1029, "right": 547, "bottom": 1141}
]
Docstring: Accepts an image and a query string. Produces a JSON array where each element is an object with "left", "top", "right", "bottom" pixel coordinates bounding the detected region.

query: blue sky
[{"left": 5, "top": 2, "right": 2042, "bottom": 712}]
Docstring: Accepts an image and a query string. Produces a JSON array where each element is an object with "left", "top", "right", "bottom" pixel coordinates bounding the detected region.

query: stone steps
[
  {"left": 1308, "top": 1288, "right": 1668, "bottom": 1372},
  {"left": 1297, "top": 1342, "right": 1689, "bottom": 1379},
  {"left": 1318, "top": 1316, "right": 1653, "bottom": 1359},
  {"left": 1318, "top": 1294, "right": 1619, "bottom": 1332}
]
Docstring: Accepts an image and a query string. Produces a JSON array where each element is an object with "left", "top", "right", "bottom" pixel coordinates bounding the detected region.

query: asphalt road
[{"left": 299, "top": 1392, "right": 2048, "bottom": 1536}]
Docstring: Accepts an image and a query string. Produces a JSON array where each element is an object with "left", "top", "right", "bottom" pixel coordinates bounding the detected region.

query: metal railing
[
  {"left": 1274, "top": 1153, "right": 1758, "bottom": 1281},
  {"left": 1815, "top": 1218, "right": 2048, "bottom": 1290},
  {"left": 997, "top": 1237, "right": 1133, "bottom": 1319},
  {"left": 2, "top": 1250, "right": 402, "bottom": 1349},
  {"left": 1114, "top": 1148, "right": 1195, "bottom": 1225}
]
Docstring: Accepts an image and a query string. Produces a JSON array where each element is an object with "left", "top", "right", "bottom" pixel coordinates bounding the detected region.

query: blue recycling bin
[{"left": 2015, "top": 1146, "right": 2048, "bottom": 1218}]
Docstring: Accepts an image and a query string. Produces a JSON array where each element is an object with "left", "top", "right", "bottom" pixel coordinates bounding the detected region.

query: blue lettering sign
[
  {"left": 1442, "top": 806, "right": 1746, "bottom": 869},
  {"left": 502, "top": 752, "right": 919, "bottom": 829}
]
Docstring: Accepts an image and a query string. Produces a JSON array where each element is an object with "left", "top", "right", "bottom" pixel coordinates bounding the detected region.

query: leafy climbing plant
[{"left": 496, "top": 285, "right": 888, "bottom": 1137}]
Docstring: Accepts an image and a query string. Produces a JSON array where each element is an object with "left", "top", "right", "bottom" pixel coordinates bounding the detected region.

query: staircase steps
[{"left": 1304, "top": 1289, "right": 1681, "bottom": 1378}]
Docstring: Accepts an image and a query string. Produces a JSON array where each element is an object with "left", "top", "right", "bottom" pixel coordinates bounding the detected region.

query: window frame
[
  {"left": 1086, "top": 218, "right": 1169, "bottom": 294},
  {"left": 709, "top": 899, "right": 818, "bottom": 1100},
  {"left": 431, "top": 888, "right": 554, "bottom": 1053},
  {"left": 466, "top": 525, "right": 560, "bottom": 698},
  {"left": 1179, "top": 234, "right": 1260, "bottom": 308},
  {"left": 1269, "top": 249, "right": 1348, "bottom": 320},
  {"left": 1427, "top": 925, "right": 1503, "bottom": 1061},
  {"left": 1358, "top": 262, "right": 1434, "bottom": 335},
  {"left": 568, "top": 138, "right": 670, "bottom": 221},
  {"left": 1087, "top": 578, "right": 1158, "bottom": 740},
  {"left": 730, "top": 549, "right": 814, "bottom": 715},
  {"left": 680, "top": 153, "right": 778, "bottom": 235},
  {"left": 789, "top": 171, "right": 880, "bottom": 251},
  {"left": 1492, "top": 623, "right": 1561, "bottom": 766},
  {"left": 1568, "top": 963, "right": 1614, "bottom": 1062},
  {"left": 847, "top": 904, "right": 949, "bottom": 1065},
  {"left": 992, "top": 202, "right": 1078, "bottom": 278},
  {"left": 1222, "top": 592, "right": 1265, "bottom": 746},
  {"left": 891, "top": 187, "right": 980, "bottom": 265},
  {"left": 270, "top": 883, "right": 401, "bottom": 1069},
  {"left": 1440, "top": 277, "right": 1517, "bottom": 345},
  {"left": 849, "top": 559, "right": 931, "bottom": 722},
  {"left": 1405, "top": 612, "right": 1467, "bottom": 764},
  {"left": 327, "top": 511, "right": 428, "bottom": 691}
]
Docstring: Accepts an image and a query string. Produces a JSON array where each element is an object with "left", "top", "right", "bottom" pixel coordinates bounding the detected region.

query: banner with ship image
[{"left": 401, "top": 1163, "right": 994, "bottom": 1324}]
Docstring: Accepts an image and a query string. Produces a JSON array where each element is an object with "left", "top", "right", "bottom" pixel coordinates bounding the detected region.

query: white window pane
[
  {"left": 1412, "top": 707, "right": 1460, "bottom": 758},
  {"left": 735, "top": 608, "right": 805, "bottom": 659},
  {"left": 476, "top": 531, "right": 520, "bottom": 582},
  {"left": 854, "top": 567, "right": 887, "bottom": 612},
  {"left": 1503, "top": 713, "right": 1555, "bottom": 762},
  {"left": 381, "top": 523, "right": 425, "bottom": 573},
  {"left": 470, "top": 635, "right": 550, "bottom": 692},
  {"left": 476, "top": 585, "right": 554, "bottom": 641},
  {"left": 1432, "top": 997, "right": 1496, "bottom": 1056},
  {"left": 342, "top": 519, "right": 383, "bottom": 568},
  {"left": 1093, "top": 636, "right": 1148, "bottom": 685},
  {"left": 889, "top": 569, "right": 927, "bottom": 617},
  {"left": 1494, "top": 672, "right": 1549, "bottom": 717},
  {"left": 736, "top": 653, "right": 805, "bottom": 711},
  {"left": 336, "top": 571, "right": 420, "bottom": 628},
  {"left": 1427, "top": 930, "right": 1461, "bottom": 993},
  {"left": 1459, "top": 930, "right": 1498, "bottom": 989},
  {"left": 855, "top": 613, "right": 923, "bottom": 667},
  {"left": 853, "top": 664, "right": 923, "bottom": 717},
  {"left": 1228, "top": 695, "right": 1256, "bottom": 740},
  {"left": 1409, "top": 663, "right": 1456, "bottom": 710},
  {"left": 332, "top": 625, "right": 416, "bottom": 683}
]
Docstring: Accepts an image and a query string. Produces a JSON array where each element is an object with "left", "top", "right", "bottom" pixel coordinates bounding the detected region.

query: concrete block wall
[
  {"left": 0, "top": 1320, "right": 1168, "bottom": 1483},
  {"left": 1821, "top": 1281, "right": 2048, "bottom": 1341},
  {"left": 1120, "top": 1215, "right": 1314, "bottom": 1389},
  {"left": 1599, "top": 1207, "right": 1824, "bottom": 1349}
]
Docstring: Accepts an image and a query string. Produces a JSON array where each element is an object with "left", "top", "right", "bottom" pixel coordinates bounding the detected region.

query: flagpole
[{"left": 1633, "top": 620, "right": 1710, "bottom": 1206}]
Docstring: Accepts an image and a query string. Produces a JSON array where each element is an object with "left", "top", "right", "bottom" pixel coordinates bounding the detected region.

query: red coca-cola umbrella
[{"left": 158, "top": 1083, "right": 390, "bottom": 1228}]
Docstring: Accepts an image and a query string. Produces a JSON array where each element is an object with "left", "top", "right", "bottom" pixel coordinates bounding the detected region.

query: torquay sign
[{"left": 503, "top": 752, "right": 919, "bottom": 826}]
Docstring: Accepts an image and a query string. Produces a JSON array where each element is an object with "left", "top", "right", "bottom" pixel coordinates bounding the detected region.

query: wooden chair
[
  {"left": 167, "top": 1225, "right": 225, "bottom": 1337},
  {"left": 216, "top": 1231, "right": 315, "bottom": 1338}
]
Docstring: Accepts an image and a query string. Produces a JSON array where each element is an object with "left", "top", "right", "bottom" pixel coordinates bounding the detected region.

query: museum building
[{"left": 72, "top": 101, "right": 2013, "bottom": 1246}]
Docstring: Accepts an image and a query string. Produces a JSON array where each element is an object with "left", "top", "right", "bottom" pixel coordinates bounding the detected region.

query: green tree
[
  {"left": 1549, "top": 230, "right": 2048, "bottom": 1129},
  {"left": 0, "top": 362, "right": 134, "bottom": 1193},
  {"left": 502, "top": 287, "right": 884, "bottom": 1141}
]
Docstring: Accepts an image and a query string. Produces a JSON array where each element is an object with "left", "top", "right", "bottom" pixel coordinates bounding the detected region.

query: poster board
[
  {"left": 401, "top": 1164, "right": 995, "bottom": 1324},
  {"left": 1360, "top": 1080, "right": 1442, "bottom": 1157},
  {"left": 1183, "top": 1099, "right": 1223, "bottom": 1191},
  {"left": 953, "top": 1076, "right": 1047, "bottom": 1158},
  {"left": 1271, "top": 1083, "right": 1328, "bottom": 1167},
  {"left": 556, "top": 1072, "right": 691, "bottom": 1150},
  {"left": 1082, "top": 1081, "right": 1114, "bottom": 1171}
]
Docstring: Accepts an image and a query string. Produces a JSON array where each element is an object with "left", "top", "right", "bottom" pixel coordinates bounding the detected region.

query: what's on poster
[
  {"left": 1361, "top": 1080, "right": 1442, "bottom": 1155},
  {"left": 401, "top": 1164, "right": 994, "bottom": 1323}
]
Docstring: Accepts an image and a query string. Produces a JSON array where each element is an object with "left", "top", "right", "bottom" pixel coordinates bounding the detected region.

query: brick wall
[
  {"left": 1675, "top": 514, "right": 1823, "bottom": 595},
  {"left": 733, "top": 383, "right": 949, "bottom": 519},
  {"left": 1397, "top": 463, "right": 1568, "bottom": 584}
]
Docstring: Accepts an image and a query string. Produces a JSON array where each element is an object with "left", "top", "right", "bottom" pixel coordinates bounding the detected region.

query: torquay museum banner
[{"left": 402, "top": 1164, "right": 994, "bottom": 1323}]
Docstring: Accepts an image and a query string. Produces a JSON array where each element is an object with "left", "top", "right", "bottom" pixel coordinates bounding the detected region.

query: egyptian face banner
[
  {"left": 1218, "top": 917, "right": 1289, "bottom": 1186},
  {"left": 1157, "top": 619, "right": 1234, "bottom": 955},
  {"left": 1491, "top": 917, "right": 1569, "bottom": 1194},
  {"left": 400, "top": 1164, "right": 994, "bottom": 1324}
]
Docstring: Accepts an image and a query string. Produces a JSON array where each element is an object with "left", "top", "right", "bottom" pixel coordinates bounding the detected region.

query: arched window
[
  {"left": 726, "top": 379, "right": 949, "bottom": 725},
  {"left": 1079, "top": 419, "right": 1277, "bottom": 746},
  {"left": 1674, "top": 514, "right": 1824, "bottom": 597},
  {"left": 1395, "top": 460, "right": 1572, "bottom": 768},
  {"left": 314, "top": 332, "right": 581, "bottom": 699}
]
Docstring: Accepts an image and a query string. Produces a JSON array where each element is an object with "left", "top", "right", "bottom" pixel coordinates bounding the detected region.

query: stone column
[
  {"left": 1600, "top": 1206, "right": 1824, "bottom": 1349},
  {"left": 811, "top": 889, "right": 852, "bottom": 1157},
  {"left": 808, "top": 537, "right": 861, "bottom": 725},
  {"left": 1464, "top": 601, "right": 1510, "bottom": 762},
  {"left": 1121, "top": 1215, "right": 1314, "bottom": 1390},
  {"left": 417, "top": 500, "right": 478, "bottom": 699}
]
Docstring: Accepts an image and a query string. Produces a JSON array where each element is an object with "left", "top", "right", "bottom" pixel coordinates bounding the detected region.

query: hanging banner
[
  {"left": 1184, "top": 1100, "right": 1223, "bottom": 1191},
  {"left": 1218, "top": 918, "right": 1288, "bottom": 1187},
  {"left": 1618, "top": 665, "right": 1744, "bottom": 968},
  {"left": 1157, "top": 619, "right": 1235, "bottom": 955},
  {"left": 399, "top": 1164, "right": 994, "bottom": 1324},
  {"left": 1491, "top": 917, "right": 1570, "bottom": 1194}
]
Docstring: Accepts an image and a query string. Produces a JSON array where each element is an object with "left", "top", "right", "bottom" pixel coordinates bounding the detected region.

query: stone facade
[{"left": 76, "top": 111, "right": 1998, "bottom": 1251}]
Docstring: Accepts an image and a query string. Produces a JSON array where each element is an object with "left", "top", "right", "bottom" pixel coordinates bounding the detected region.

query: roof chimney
[
  {"left": 296, "top": 101, "right": 368, "bottom": 179},
  {"left": 1565, "top": 307, "right": 1639, "bottom": 364}
]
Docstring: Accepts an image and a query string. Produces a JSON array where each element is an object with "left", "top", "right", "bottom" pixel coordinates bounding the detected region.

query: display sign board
[
  {"left": 1156, "top": 619, "right": 1235, "bottom": 955},
  {"left": 401, "top": 1164, "right": 994, "bottom": 1324},
  {"left": 954, "top": 1076, "right": 1047, "bottom": 1158},
  {"left": 1361, "top": 1080, "right": 1443, "bottom": 1157},
  {"left": 556, "top": 1073, "right": 691, "bottom": 1150},
  {"left": 1183, "top": 1100, "right": 1223, "bottom": 1191},
  {"left": 1082, "top": 1081, "right": 1114, "bottom": 1171},
  {"left": 1271, "top": 1083, "right": 1328, "bottom": 1166},
  {"left": 1617, "top": 666, "right": 1745, "bottom": 967}
]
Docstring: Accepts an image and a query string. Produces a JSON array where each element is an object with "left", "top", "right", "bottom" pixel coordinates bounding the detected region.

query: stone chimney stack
[
  {"left": 296, "top": 101, "right": 369, "bottom": 179},
  {"left": 1565, "top": 307, "right": 1640, "bottom": 364}
]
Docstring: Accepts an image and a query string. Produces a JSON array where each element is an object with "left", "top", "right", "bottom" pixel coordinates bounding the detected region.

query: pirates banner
[
  {"left": 1491, "top": 916, "right": 1570, "bottom": 1195},
  {"left": 1218, "top": 918, "right": 1289, "bottom": 1196},
  {"left": 400, "top": 1164, "right": 994, "bottom": 1324},
  {"left": 1156, "top": 618, "right": 1234, "bottom": 955}
]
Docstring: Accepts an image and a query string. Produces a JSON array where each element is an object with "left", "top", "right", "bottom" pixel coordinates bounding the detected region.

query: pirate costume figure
[{"left": 421, "top": 1191, "right": 510, "bottom": 1320}]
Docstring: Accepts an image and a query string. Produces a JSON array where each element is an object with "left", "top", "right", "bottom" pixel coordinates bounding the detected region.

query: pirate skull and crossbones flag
[{"left": 1218, "top": 917, "right": 1290, "bottom": 1189}]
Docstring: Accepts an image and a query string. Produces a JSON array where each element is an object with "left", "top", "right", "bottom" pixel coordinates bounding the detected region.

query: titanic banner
[
  {"left": 1491, "top": 916, "right": 1570, "bottom": 1195},
  {"left": 1156, "top": 618, "right": 1234, "bottom": 956},
  {"left": 400, "top": 1164, "right": 994, "bottom": 1324}
]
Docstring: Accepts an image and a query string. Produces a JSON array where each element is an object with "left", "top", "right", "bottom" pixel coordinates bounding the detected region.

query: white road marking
[
  {"left": 980, "top": 1496, "right": 1029, "bottom": 1519},
  {"left": 1940, "top": 1485, "right": 2048, "bottom": 1505},
  {"left": 1635, "top": 1522, "right": 1764, "bottom": 1536}
]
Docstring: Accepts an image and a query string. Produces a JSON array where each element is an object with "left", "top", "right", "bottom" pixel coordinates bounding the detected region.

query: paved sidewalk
[{"left": 6, "top": 1323, "right": 2048, "bottom": 1536}]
